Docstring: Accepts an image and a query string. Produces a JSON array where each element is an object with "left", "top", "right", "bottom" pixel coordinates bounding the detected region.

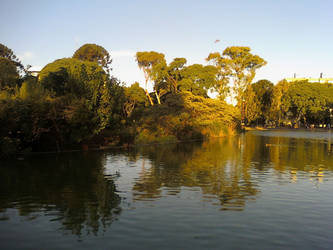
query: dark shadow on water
[{"left": 0, "top": 152, "right": 121, "bottom": 236}]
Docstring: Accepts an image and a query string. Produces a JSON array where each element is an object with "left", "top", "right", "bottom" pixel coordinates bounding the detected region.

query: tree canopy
[
  {"left": 39, "top": 57, "right": 107, "bottom": 97},
  {"left": 245, "top": 79, "right": 273, "bottom": 124},
  {"left": 208, "top": 46, "right": 266, "bottom": 103},
  {"left": 178, "top": 64, "right": 217, "bottom": 97},
  {"left": 0, "top": 43, "right": 24, "bottom": 72},
  {"left": 73, "top": 43, "right": 112, "bottom": 73},
  {"left": 135, "top": 51, "right": 166, "bottom": 105},
  {"left": 0, "top": 58, "right": 19, "bottom": 90}
]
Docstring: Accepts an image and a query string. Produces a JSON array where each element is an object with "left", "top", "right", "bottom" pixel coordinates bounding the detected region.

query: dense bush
[
  {"left": 135, "top": 91, "right": 239, "bottom": 143},
  {"left": 0, "top": 58, "right": 126, "bottom": 156}
]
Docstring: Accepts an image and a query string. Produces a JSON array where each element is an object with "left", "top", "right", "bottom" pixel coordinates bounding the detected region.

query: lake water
[{"left": 1, "top": 130, "right": 333, "bottom": 249}]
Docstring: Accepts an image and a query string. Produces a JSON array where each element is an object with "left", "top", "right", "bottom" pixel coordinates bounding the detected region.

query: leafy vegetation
[
  {"left": 73, "top": 43, "right": 112, "bottom": 73},
  {"left": 243, "top": 79, "right": 333, "bottom": 128},
  {"left": 1, "top": 41, "right": 333, "bottom": 157}
]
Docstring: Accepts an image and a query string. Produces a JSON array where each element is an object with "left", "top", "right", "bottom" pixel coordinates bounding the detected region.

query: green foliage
[
  {"left": 123, "top": 82, "right": 147, "bottom": 118},
  {"left": 208, "top": 46, "right": 266, "bottom": 102},
  {"left": 39, "top": 58, "right": 123, "bottom": 134},
  {"left": 0, "top": 43, "right": 24, "bottom": 72},
  {"left": 270, "top": 79, "right": 292, "bottom": 125},
  {"left": 0, "top": 58, "right": 19, "bottom": 90},
  {"left": 136, "top": 51, "right": 219, "bottom": 103},
  {"left": 264, "top": 80, "right": 333, "bottom": 127},
  {"left": 0, "top": 97, "right": 53, "bottom": 154},
  {"left": 39, "top": 58, "right": 106, "bottom": 97},
  {"left": 73, "top": 43, "right": 112, "bottom": 73},
  {"left": 245, "top": 79, "right": 273, "bottom": 125},
  {"left": 98, "top": 77, "right": 126, "bottom": 130},
  {"left": 0, "top": 43, "right": 269, "bottom": 157},
  {"left": 167, "top": 57, "right": 187, "bottom": 93},
  {"left": 178, "top": 64, "right": 217, "bottom": 97},
  {"left": 206, "top": 52, "right": 230, "bottom": 99},
  {"left": 135, "top": 51, "right": 166, "bottom": 105},
  {"left": 0, "top": 55, "right": 126, "bottom": 156},
  {"left": 283, "top": 81, "right": 333, "bottom": 125},
  {"left": 19, "top": 76, "right": 44, "bottom": 100},
  {"left": 136, "top": 91, "right": 238, "bottom": 143}
]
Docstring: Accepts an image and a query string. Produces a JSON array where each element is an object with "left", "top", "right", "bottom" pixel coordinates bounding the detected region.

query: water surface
[{"left": 1, "top": 130, "right": 333, "bottom": 249}]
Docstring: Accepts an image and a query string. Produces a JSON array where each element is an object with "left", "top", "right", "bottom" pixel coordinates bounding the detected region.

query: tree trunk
[
  {"left": 145, "top": 89, "right": 154, "bottom": 106},
  {"left": 155, "top": 91, "right": 161, "bottom": 105},
  {"left": 144, "top": 77, "right": 154, "bottom": 106}
]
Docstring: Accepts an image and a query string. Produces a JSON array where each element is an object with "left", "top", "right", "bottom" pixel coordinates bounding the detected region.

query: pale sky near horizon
[{"left": 1, "top": 0, "right": 333, "bottom": 88}]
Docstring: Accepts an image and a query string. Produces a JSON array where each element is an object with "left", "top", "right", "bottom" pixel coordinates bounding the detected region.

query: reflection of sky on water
[{"left": 252, "top": 129, "right": 333, "bottom": 141}]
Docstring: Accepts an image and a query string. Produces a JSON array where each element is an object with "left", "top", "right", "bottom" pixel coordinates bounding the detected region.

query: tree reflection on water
[
  {"left": 0, "top": 152, "right": 121, "bottom": 236},
  {"left": 132, "top": 131, "right": 333, "bottom": 210},
  {"left": 132, "top": 139, "right": 260, "bottom": 211},
  {"left": 1, "top": 130, "right": 333, "bottom": 237}
]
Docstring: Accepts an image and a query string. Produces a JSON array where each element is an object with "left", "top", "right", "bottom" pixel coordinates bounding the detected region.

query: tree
[
  {"left": 0, "top": 44, "right": 24, "bottom": 90},
  {"left": 244, "top": 86, "right": 260, "bottom": 124},
  {"left": 19, "top": 76, "right": 44, "bottom": 100},
  {"left": 178, "top": 64, "right": 217, "bottom": 97},
  {"left": 135, "top": 51, "right": 165, "bottom": 105},
  {"left": 270, "top": 79, "right": 292, "bottom": 125},
  {"left": 39, "top": 58, "right": 118, "bottom": 135},
  {"left": 246, "top": 79, "right": 273, "bottom": 125},
  {"left": 166, "top": 57, "right": 187, "bottom": 93},
  {"left": 222, "top": 47, "right": 266, "bottom": 101},
  {"left": 221, "top": 46, "right": 266, "bottom": 124},
  {"left": 150, "top": 57, "right": 188, "bottom": 103},
  {"left": 123, "top": 82, "right": 147, "bottom": 118},
  {"left": 283, "top": 81, "right": 332, "bottom": 127},
  {"left": 0, "top": 43, "right": 24, "bottom": 72},
  {"left": 73, "top": 44, "right": 112, "bottom": 74},
  {"left": 0, "top": 58, "right": 19, "bottom": 90},
  {"left": 39, "top": 58, "right": 106, "bottom": 98},
  {"left": 207, "top": 46, "right": 266, "bottom": 120},
  {"left": 206, "top": 52, "right": 230, "bottom": 100}
]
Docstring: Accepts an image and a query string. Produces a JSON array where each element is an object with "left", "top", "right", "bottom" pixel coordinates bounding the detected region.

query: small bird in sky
[{"left": 214, "top": 39, "right": 220, "bottom": 43}]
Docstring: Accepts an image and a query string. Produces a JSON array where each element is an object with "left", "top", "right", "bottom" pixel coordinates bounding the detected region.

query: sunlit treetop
[
  {"left": 222, "top": 46, "right": 266, "bottom": 79},
  {"left": 73, "top": 43, "right": 112, "bottom": 73},
  {"left": 135, "top": 51, "right": 165, "bottom": 69},
  {"left": 39, "top": 57, "right": 107, "bottom": 97},
  {"left": 168, "top": 58, "right": 187, "bottom": 71},
  {"left": 207, "top": 46, "right": 266, "bottom": 103}
]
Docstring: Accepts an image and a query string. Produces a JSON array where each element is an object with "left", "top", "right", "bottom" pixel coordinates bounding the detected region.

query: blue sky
[{"left": 1, "top": 0, "right": 333, "bottom": 87}]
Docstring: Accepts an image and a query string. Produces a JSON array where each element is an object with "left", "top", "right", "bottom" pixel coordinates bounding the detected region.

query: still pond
[{"left": 1, "top": 130, "right": 333, "bottom": 249}]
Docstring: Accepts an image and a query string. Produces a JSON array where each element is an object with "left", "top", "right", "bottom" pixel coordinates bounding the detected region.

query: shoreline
[
  {"left": 244, "top": 127, "right": 332, "bottom": 132},
  {"left": 6, "top": 127, "right": 333, "bottom": 160}
]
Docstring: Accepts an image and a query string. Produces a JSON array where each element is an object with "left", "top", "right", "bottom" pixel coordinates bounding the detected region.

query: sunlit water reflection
[{"left": 1, "top": 130, "right": 333, "bottom": 249}]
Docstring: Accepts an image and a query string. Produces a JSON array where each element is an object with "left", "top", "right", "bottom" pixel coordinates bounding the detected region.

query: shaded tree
[
  {"left": 0, "top": 58, "right": 19, "bottom": 90},
  {"left": 270, "top": 79, "right": 293, "bottom": 125},
  {"left": 0, "top": 43, "right": 24, "bottom": 72},
  {"left": 246, "top": 79, "right": 273, "bottom": 125},
  {"left": 39, "top": 58, "right": 123, "bottom": 142},
  {"left": 39, "top": 58, "right": 106, "bottom": 98}
]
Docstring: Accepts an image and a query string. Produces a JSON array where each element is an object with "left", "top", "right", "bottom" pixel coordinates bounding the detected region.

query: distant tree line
[{"left": 245, "top": 79, "right": 333, "bottom": 127}]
